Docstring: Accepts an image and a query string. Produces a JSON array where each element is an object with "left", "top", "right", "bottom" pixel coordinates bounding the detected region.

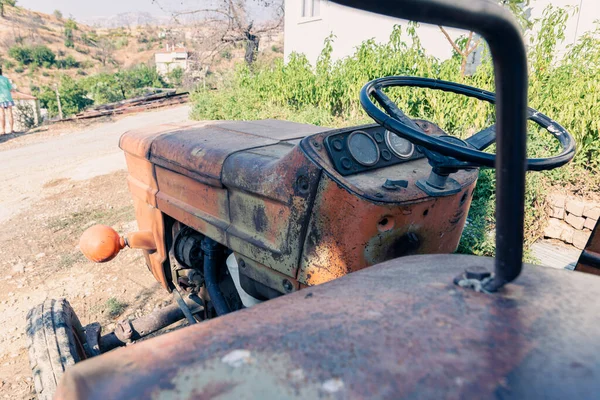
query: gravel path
[{"left": 0, "top": 105, "right": 190, "bottom": 223}]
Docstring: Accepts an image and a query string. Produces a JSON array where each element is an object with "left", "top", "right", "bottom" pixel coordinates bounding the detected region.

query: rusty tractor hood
[{"left": 120, "top": 119, "right": 328, "bottom": 188}]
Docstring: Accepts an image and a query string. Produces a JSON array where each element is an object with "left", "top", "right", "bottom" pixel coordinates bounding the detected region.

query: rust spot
[{"left": 252, "top": 206, "right": 268, "bottom": 233}]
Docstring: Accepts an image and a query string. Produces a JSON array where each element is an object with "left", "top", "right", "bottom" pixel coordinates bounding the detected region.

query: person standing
[{"left": 0, "top": 67, "right": 15, "bottom": 135}]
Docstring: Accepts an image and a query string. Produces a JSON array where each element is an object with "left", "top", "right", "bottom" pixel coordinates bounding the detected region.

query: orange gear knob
[{"left": 79, "top": 225, "right": 126, "bottom": 263}]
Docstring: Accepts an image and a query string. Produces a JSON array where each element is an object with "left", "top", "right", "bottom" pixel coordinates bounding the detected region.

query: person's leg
[
  {"left": 7, "top": 106, "right": 13, "bottom": 134},
  {"left": 0, "top": 107, "right": 5, "bottom": 135}
]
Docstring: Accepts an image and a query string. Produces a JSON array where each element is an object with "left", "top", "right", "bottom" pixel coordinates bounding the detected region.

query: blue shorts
[{"left": 0, "top": 101, "right": 15, "bottom": 109}]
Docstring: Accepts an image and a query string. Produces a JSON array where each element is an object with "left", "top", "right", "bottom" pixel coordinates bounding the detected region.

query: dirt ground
[{"left": 0, "top": 107, "right": 189, "bottom": 398}]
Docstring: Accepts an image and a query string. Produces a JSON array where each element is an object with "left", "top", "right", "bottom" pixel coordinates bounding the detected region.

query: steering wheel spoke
[{"left": 466, "top": 124, "right": 496, "bottom": 150}]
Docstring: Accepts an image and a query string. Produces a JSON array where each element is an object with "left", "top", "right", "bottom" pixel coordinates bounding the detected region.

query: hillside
[
  {"left": 0, "top": 5, "right": 284, "bottom": 97},
  {"left": 0, "top": 6, "right": 166, "bottom": 94}
]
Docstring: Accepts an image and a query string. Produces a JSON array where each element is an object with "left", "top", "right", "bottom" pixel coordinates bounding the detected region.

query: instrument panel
[{"left": 324, "top": 126, "right": 424, "bottom": 176}]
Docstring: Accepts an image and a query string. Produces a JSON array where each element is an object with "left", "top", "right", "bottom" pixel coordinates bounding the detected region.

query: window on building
[{"left": 301, "top": 0, "right": 321, "bottom": 18}]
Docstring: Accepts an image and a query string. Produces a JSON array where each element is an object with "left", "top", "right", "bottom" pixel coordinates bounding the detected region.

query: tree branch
[{"left": 439, "top": 26, "right": 463, "bottom": 55}]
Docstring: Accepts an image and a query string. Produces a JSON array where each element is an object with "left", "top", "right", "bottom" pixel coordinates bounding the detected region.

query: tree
[
  {"left": 64, "top": 18, "right": 78, "bottom": 48},
  {"left": 96, "top": 38, "right": 115, "bottom": 66},
  {"left": 154, "top": 0, "right": 283, "bottom": 66},
  {"left": 53, "top": 9, "right": 63, "bottom": 19},
  {"left": 439, "top": 0, "right": 531, "bottom": 76},
  {"left": 0, "top": 0, "right": 16, "bottom": 18},
  {"left": 38, "top": 76, "right": 93, "bottom": 118},
  {"left": 167, "top": 66, "right": 185, "bottom": 87}
]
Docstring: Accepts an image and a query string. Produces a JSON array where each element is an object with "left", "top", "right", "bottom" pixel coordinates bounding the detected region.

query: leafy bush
[
  {"left": 167, "top": 66, "right": 184, "bottom": 87},
  {"left": 38, "top": 75, "right": 93, "bottom": 118},
  {"left": 53, "top": 9, "right": 63, "bottom": 19},
  {"left": 9, "top": 45, "right": 56, "bottom": 67},
  {"left": 191, "top": 8, "right": 600, "bottom": 257},
  {"left": 9, "top": 45, "right": 33, "bottom": 65},
  {"left": 115, "top": 37, "right": 129, "bottom": 49},
  {"left": 14, "top": 102, "right": 37, "bottom": 129},
  {"left": 56, "top": 55, "right": 80, "bottom": 69},
  {"left": 31, "top": 45, "right": 56, "bottom": 66},
  {"left": 14, "top": 66, "right": 24, "bottom": 73}
]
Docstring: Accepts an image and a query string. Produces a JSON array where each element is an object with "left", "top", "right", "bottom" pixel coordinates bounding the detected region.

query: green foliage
[
  {"left": 31, "top": 45, "right": 56, "bottom": 66},
  {"left": 2, "top": 59, "right": 15, "bottom": 70},
  {"left": 56, "top": 55, "right": 79, "bottom": 69},
  {"left": 14, "top": 65, "right": 23, "bottom": 73},
  {"left": 167, "top": 66, "right": 184, "bottom": 87},
  {"left": 79, "top": 64, "right": 168, "bottom": 106},
  {"left": 105, "top": 297, "right": 127, "bottom": 318},
  {"left": 191, "top": 8, "right": 600, "bottom": 257},
  {"left": 114, "top": 37, "right": 129, "bottom": 49},
  {"left": 9, "top": 45, "right": 56, "bottom": 67},
  {"left": 0, "top": 0, "right": 16, "bottom": 17},
  {"left": 9, "top": 45, "right": 33, "bottom": 64},
  {"left": 53, "top": 9, "right": 63, "bottom": 19},
  {"left": 14, "top": 102, "right": 37, "bottom": 129},
  {"left": 220, "top": 49, "right": 233, "bottom": 60},
  {"left": 38, "top": 75, "right": 93, "bottom": 118},
  {"left": 64, "top": 18, "right": 77, "bottom": 48}
]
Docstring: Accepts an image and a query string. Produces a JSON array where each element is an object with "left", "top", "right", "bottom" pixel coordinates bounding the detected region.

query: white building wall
[{"left": 284, "top": 0, "right": 600, "bottom": 65}]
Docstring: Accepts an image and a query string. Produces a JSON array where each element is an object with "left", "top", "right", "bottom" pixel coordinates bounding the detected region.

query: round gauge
[
  {"left": 385, "top": 130, "right": 415, "bottom": 159},
  {"left": 347, "top": 131, "right": 380, "bottom": 166}
]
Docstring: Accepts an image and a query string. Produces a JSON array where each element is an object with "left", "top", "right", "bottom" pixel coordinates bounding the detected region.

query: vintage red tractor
[{"left": 25, "top": 0, "right": 600, "bottom": 399}]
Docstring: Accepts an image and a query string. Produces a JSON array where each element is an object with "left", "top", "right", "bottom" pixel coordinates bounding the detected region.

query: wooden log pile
[{"left": 58, "top": 90, "right": 189, "bottom": 122}]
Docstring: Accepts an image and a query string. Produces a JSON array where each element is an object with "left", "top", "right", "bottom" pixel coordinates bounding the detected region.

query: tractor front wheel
[{"left": 26, "top": 299, "right": 88, "bottom": 400}]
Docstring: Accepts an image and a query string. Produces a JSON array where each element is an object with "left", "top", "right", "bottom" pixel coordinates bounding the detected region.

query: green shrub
[
  {"left": 9, "top": 45, "right": 56, "bottom": 67},
  {"left": 115, "top": 37, "right": 129, "bottom": 49},
  {"left": 9, "top": 45, "right": 33, "bottom": 64},
  {"left": 14, "top": 65, "right": 24, "bottom": 73},
  {"left": 3, "top": 60, "right": 15, "bottom": 70},
  {"left": 191, "top": 8, "right": 600, "bottom": 257},
  {"left": 38, "top": 75, "right": 93, "bottom": 117},
  {"left": 56, "top": 55, "right": 80, "bottom": 69},
  {"left": 167, "top": 66, "right": 184, "bottom": 87},
  {"left": 31, "top": 46, "right": 56, "bottom": 66}
]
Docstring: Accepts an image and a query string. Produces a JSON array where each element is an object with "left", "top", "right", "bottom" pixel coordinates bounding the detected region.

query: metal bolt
[
  {"left": 465, "top": 266, "right": 491, "bottom": 281},
  {"left": 312, "top": 140, "right": 321, "bottom": 148},
  {"left": 282, "top": 279, "right": 293, "bottom": 293},
  {"left": 296, "top": 175, "right": 310, "bottom": 194},
  {"left": 239, "top": 259, "right": 246, "bottom": 269}
]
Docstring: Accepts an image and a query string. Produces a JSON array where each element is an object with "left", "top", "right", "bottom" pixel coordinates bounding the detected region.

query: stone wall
[{"left": 544, "top": 194, "right": 599, "bottom": 249}]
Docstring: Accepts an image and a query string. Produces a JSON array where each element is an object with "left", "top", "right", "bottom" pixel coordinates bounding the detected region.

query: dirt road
[
  {"left": 0, "top": 106, "right": 190, "bottom": 398},
  {"left": 0, "top": 106, "right": 190, "bottom": 223}
]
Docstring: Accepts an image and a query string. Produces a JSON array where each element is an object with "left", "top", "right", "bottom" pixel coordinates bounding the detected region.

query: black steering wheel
[{"left": 361, "top": 76, "right": 576, "bottom": 171}]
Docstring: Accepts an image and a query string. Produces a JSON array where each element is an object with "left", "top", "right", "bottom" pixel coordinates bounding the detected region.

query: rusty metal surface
[
  {"left": 298, "top": 173, "right": 475, "bottom": 285},
  {"left": 576, "top": 218, "right": 600, "bottom": 276},
  {"left": 119, "top": 122, "right": 203, "bottom": 158},
  {"left": 117, "top": 119, "right": 477, "bottom": 290},
  {"left": 223, "top": 144, "right": 322, "bottom": 277},
  {"left": 149, "top": 120, "right": 326, "bottom": 187},
  {"left": 56, "top": 254, "right": 600, "bottom": 399},
  {"left": 300, "top": 126, "right": 479, "bottom": 204}
]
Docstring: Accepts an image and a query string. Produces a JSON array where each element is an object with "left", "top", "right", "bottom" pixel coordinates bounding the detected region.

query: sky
[
  {"left": 17, "top": 0, "right": 168, "bottom": 19},
  {"left": 16, "top": 0, "right": 275, "bottom": 21}
]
